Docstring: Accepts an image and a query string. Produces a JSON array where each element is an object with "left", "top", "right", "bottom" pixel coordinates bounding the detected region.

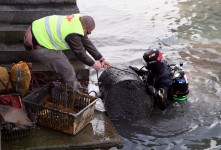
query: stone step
[
  {"left": 0, "top": 4, "right": 79, "bottom": 24},
  {"left": 0, "top": 24, "right": 28, "bottom": 43},
  {"left": 0, "top": 43, "right": 81, "bottom": 63},
  {"left": 0, "top": 43, "right": 27, "bottom": 52},
  {"left": 0, "top": 0, "right": 76, "bottom": 4}
]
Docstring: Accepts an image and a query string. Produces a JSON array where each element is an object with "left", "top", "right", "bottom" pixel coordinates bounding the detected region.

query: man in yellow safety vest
[{"left": 24, "top": 14, "right": 111, "bottom": 91}]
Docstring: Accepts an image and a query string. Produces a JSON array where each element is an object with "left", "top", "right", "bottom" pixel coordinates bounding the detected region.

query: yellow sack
[
  {"left": 0, "top": 66, "right": 13, "bottom": 93},
  {"left": 10, "top": 61, "right": 32, "bottom": 97}
]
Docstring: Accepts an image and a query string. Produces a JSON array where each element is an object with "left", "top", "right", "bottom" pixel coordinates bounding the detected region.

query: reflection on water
[
  {"left": 78, "top": 0, "right": 221, "bottom": 149},
  {"left": 176, "top": 0, "right": 221, "bottom": 40}
]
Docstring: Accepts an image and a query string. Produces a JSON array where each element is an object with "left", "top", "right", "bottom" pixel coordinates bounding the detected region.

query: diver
[{"left": 129, "top": 49, "right": 189, "bottom": 111}]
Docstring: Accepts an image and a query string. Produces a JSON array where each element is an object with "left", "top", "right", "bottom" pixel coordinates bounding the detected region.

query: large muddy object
[{"left": 98, "top": 65, "right": 153, "bottom": 120}]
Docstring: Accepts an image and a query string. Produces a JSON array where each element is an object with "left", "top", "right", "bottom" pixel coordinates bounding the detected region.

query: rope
[
  {"left": 88, "top": 90, "right": 98, "bottom": 97},
  {"left": 15, "top": 66, "right": 25, "bottom": 95},
  {"left": 19, "top": 68, "right": 25, "bottom": 92},
  {"left": 0, "top": 79, "right": 9, "bottom": 93},
  {"left": 15, "top": 66, "right": 19, "bottom": 93},
  {"left": 96, "top": 70, "right": 100, "bottom": 92}
]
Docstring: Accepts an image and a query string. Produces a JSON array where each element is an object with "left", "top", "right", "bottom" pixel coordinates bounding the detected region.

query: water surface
[{"left": 78, "top": 0, "right": 221, "bottom": 149}]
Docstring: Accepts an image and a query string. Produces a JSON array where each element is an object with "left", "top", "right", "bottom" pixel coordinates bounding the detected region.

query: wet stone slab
[{"left": 2, "top": 111, "right": 122, "bottom": 150}]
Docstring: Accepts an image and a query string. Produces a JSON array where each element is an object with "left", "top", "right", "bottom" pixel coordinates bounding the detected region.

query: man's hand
[
  {"left": 101, "top": 60, "right": 111, "bottom": 68},
  {"left": 92, "top": 60, "right": 103, "bottom": 70}
]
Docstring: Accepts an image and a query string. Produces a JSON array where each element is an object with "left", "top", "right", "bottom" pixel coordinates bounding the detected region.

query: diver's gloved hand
[
  {"left": 129, "top": 66, "right": 146, "bottom": 76},
  {"left": 147, "top": 85, "right": 157, "bottom": 97},
  {"left": 129, "top": 66, "right": 139, "bottom": 72}
]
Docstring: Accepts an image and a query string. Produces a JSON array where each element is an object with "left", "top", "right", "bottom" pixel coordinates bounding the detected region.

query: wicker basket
[{"left": 22, "top": 83, "right": 97, "bottom": 135}]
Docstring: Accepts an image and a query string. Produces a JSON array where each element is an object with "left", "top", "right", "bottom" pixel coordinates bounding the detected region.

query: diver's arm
[
  {"left": 129, "top": 66, "right": 147, "bottom": 76},
  {"left": 147, "top": 85, "right": 171, "bottom": 111}
]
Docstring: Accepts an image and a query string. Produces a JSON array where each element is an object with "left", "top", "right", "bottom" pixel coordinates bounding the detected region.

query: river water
[{"left": 78, "top": 0, "right": 221, "bottom": 149}]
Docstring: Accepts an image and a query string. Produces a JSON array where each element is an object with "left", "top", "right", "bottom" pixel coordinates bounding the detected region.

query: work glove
[{"left": 146, "top": 85, "right": 157, "bottom": 97}]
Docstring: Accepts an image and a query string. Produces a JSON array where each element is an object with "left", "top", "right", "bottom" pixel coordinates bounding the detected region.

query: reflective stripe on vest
[
  {"left": 45, "top": 16, "right": 61, "bottom": 50},
  {"left": 45, "top": 16, "right": 70, "bottom": 50},
  {"left": 32, "top": 14, "right": 84, "bottom": 50}
]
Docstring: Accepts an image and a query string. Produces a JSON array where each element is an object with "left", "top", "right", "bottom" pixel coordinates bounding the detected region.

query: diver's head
[{"left": 143, "top": 49, "right": 162, "bottom": 68}]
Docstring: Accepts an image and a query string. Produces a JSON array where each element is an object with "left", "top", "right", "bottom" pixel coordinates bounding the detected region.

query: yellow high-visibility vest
[{"left": 32, "top": 14, "right": 84, "bottom": 50}]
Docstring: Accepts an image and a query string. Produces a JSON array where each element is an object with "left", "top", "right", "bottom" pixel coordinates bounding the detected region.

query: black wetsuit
[{"left": 131, "top": 61, "right": 173, "bottom": 110}]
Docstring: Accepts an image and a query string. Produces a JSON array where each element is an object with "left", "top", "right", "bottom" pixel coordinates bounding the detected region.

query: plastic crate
[{"left": 22, "top": 83, "right": 98, "bottom": 135}]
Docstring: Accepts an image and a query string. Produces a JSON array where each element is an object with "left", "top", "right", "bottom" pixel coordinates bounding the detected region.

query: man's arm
[
  {"left": 129, "top": 66, "right": 147, "bottom": 76},
  {"left": 65, "top": 33, "right": 97, "bottom": 66},
  {"left": 80, "top": 35, "right": 103, "bottom": 61},
  {"left": 147, "top": 84, "right": 172, "bottom": 111}
]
